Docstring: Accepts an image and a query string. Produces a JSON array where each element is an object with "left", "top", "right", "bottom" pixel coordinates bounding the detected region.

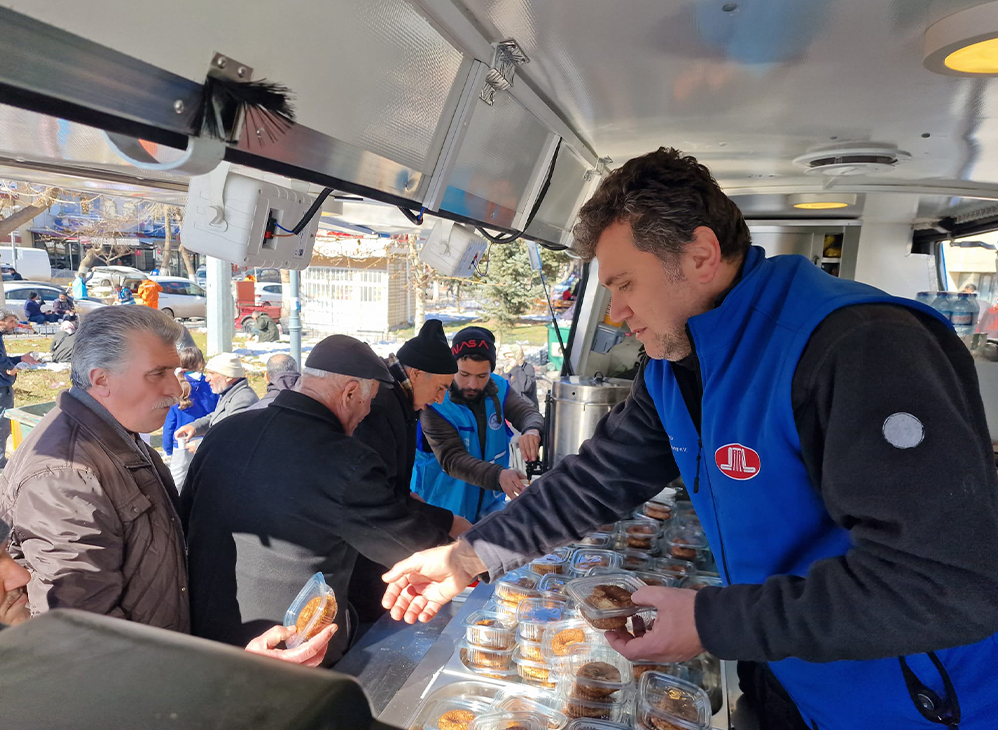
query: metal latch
[
  {"left": 585, "top": 157, "right": 613, "bottom": 181},
  {"left": 480, "top": 39, "right": 529, "bottom": 106}
]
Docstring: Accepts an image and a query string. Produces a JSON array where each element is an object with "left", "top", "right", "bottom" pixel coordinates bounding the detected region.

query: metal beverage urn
[{"left": 547, "top": 374, "right": 632, "bottom": 467}]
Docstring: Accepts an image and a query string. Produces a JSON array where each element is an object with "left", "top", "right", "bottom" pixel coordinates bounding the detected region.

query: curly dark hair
[{"left": 573, "top": 147, "right": 750, "bottom": 263}]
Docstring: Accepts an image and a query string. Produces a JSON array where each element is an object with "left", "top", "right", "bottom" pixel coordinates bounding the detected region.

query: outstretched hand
[{"left": 382, "top": 541, "right": 486, "bottom": 624}]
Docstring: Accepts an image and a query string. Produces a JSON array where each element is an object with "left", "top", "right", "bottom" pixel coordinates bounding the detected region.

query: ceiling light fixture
[
  {"left": 788, "top": 193, "right": 857, "bottom": 210},
  {"left": 924, "top": 1, "right": 998, "bottom": 76}
]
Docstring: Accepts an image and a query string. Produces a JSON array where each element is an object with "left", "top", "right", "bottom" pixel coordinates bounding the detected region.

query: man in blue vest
[
  {"left": 411, "top": 326, "right": 544, "bottom": 523},
  {"left": 383, "top": 148, "right": 998, "bottom": 729}
]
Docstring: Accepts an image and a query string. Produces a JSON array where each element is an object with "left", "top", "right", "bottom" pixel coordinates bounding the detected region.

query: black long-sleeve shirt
[{"left": 465, "top": 303, "right": 998, "bottom": 664}]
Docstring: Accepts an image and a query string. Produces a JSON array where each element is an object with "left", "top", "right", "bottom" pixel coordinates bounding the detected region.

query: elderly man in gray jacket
[
  {"left": 0, "top": 307, "right": 329, "bottom": 665},
  {"left": 175, "top": 352, "right": 259, "bottom": 445}
]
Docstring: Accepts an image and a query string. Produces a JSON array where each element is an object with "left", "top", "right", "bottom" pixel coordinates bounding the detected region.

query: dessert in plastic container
[
  {"left": 651, "top": 557, "right": 697, "bottom": 580},
  {"left": 540, "top": 619, "right": 601, "bottom": 662},
  {"left": 616, "top": 519, "right": 662, "bottom": 551},
  {"left": 680, "top": 575, "right": 724, "bottom": 592},
  {"left": 569, "top": 549, "right": 623, "bottom": 578},
  {"left": 468, "top": 711, "right": 547, "bottom": 730},
  {"left": 513, "top": 646, "right": 558, "bottom": 688},
  {"left": 492, "top": 694, "right": 568, "bottom": 730},
  {"left": 516, "top": 632, "right": 546, "bottom": 661},
  {"left": 662, "top": 526, "right": 710, "bottom": 565},
  {"left": 565, "top": 573, "right": 647, "bottom": 630},
  {"left": 615, "top": 549, "right": 655, "bottom": 571},
  {"left": 538, "top": 573, "right": 573, "bottom": 601},
  {"left": 556, "top": 645, "right": 632, "bottom": 701},
  {"left": 495, "top": 570, "right": 542, "bottom": 609},
  {"left": 464, "top": 610, "right": 518, "bottom": 650},
  {"left": 517, "top": 597, "right": 568, "bottom": 641},
  {"left": 561, "top": 696, "right": 630, "bottom": 723},
  {"left": 631, "top": 661, "right": 689, "bottom": 682},
  {"left": 459, "top": 639, "right": 518, "bottom": 673},
  {"left": 635, "top": 672, "right": 711, "bottom": 730},
  {"left": 563, "top": 721, "right": 630, "bottom": 730},
  {"left": 570, "top": 532, "right": 614, "bottom": 550},
  {"left": 427, "top": 697, "right": 495, "bottom": 730},
  {"left": 630, "top": 570, "right": 679, "bottom": 588},
  {"left": 531, "top": 553, "right": 570, "bottom": 576},
  {"left": 283, "top": 572, "right": 338, "bottom": 649}
]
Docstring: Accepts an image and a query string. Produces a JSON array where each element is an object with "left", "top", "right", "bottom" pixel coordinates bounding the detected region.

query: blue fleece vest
[
  {"left": 646, "top": 247, "right": 998, "bottom": 729},
  {"left": 411, "top": 374, "right": 512, "bottom": 523}
]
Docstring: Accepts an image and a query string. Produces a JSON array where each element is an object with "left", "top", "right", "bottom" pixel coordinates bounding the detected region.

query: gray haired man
[
  {"left": 0, "top": 307, "right": 331, "bottom": 665},
  {"left": 248, "top": 353, "right": 301, "bottom": 410}
]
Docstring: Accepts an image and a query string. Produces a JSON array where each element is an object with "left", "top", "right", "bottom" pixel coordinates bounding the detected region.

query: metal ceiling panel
[
  {"left": 459, "top": 0, "right": 998, "bottom": 193},
  {"left": 524, "top": 144, "right": 594, "bottom": 246},
  {"left": 4, "top": 0, "right": 466, "bottom": 178},
  {"left": 438, "top": 91, "right": 554, "bottom": 229}
]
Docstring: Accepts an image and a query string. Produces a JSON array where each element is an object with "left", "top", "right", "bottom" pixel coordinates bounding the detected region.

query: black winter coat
[
  {"left": 181, "top": 390, "right": 450, "bottom": 664},
  {"left": 349, "top": 371, "right": 453, "bottom": 621}
]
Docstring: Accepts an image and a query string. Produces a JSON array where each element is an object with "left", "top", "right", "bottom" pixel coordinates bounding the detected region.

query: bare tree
[
  {"left": 0, "top": 186, "right": 60, "bottom": 239},
  {"left": 401, "top": 234, "right": 437, "bottom": 332}
]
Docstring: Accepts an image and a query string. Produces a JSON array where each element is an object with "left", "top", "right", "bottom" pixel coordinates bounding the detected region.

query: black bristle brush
[{"left": 193, "top": 74, "right": 296, "bottom": 147}]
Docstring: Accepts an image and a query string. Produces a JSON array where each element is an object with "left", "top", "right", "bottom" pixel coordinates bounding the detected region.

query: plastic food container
[
  {"left": 513, "top": 646, "right": 557, "bottom": 688},
  {"left": 464, "top": 610, "right": 518, "bottom": 650},
  {"left": 570, "top": 532, "right": 614, "bottom": 550},
  {"left": 495, "top": 571, "right": 542, "bottom": 609},
  {"left": 635, "top": 672, "right": 711, "bottom": 730},
  {"left": 616, "top": 520, "right": 662, "bottom": 551},
  {"left": 517, "top": 597, "right": 568, "bottom": 641},
  {"left": 630, "top": 570, "right": 678, "bottom": 588},
  {"left": 569, "top": 549, "right": 623, "bottom": 578},
  {"left": 540, "top": 619, "right": 601, "bottom": 663},
  {"left": 651, "top": 558, "right": 697, "bottom": 581},
  {"left": 561, "top": 695, "right": 630, "bottom": 724},
  {"left": 662, "top": 526, "right": 710, "bottom": 566},
  {"left": 427, "top": 697, "right": 494, "bottom": 730},
  {"left": 631, "top": 662, "right": 689, "bottom": 682},
  {"left": 283, "top": 572, "right": 338, "bottom": 649},
  {"left": 683, "top": 653, "right": 724, "bottom": 715},
  {"left": 556, "top": 644, "right": 633, "bottom": 701},
  {"left": 531, "top": 553, "right": 570, "bottom": 576},
  {"left": 516, "top": 632, "right": 546, "bottom": 662},
  {"left": 492, "top": 695, "right": 568, "bottom": 730},
  {"left": 680, "top": 576, "right": 723, "bottom": 592},
  {"left": 538, "top": 573, "right": 573, "bottom": 601},
  {"left": 468, "top": 712, "right": 547, "bottom": 730},
  {"left": 616, "top": 549, "right": 654, "bottom": 572},
  {"left": 459, "top": 639, "right": 518, "bottom": 673},
  {"left": 565, "top": 573, "right": 647, "bottom": 630},
  {"left": 563, "top": 721, "right": 630, "bottom": 730}
]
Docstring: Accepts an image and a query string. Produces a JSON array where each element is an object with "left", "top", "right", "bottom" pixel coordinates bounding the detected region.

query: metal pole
[
  {"left": 206, "top": 256, "right": 234, "bottom": 356},
  {"left": 289, "top": 268, "right": 302, "bottom": 367}
]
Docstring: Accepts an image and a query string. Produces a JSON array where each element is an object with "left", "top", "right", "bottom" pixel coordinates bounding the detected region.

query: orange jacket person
[{"left": 136, "top": 279, "right": 163, "bottom": 309}]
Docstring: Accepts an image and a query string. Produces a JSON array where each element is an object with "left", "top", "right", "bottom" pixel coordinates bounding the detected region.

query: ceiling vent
[{"left": 793, "top": 143, "right": 910, "bottom": 177}]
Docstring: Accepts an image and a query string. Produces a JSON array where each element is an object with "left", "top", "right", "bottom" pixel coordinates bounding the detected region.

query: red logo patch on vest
[{"left": 714, "top": 443, "right": 761, "bottom": 480}]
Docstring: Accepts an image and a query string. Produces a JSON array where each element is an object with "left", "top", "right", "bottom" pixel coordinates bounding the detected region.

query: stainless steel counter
[{"left": 341, "top": 583, "right": 756, "bottom": 730}]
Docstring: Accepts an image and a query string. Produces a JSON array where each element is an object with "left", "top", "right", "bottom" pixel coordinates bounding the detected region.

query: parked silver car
[{"left": 3, "top": 281, "right": 105, "bottom": 319}]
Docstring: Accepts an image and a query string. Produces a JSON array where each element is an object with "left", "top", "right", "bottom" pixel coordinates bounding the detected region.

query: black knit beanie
[
  {"left": 450, "top": 326, "right": 497, "bottom": 371},
  {"left": 397, "top": 319, "right": 458, "bottom": 374}
]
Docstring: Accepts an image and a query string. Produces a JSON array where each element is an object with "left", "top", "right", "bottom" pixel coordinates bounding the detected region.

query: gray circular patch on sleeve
[{"left": 882, "top": 412, "right": 924, "bottom": 449}]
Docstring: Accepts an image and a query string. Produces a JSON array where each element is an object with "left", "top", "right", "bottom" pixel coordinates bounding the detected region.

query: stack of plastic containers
[
  {"left": 556, "top": 645, "right": 634, "bottom": 723},
  {"left": 634, "top": 672, "right": 712, "bottom": 730}
]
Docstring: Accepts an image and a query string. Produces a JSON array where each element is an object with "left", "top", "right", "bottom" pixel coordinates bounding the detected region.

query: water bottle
[
  {"left": 915, "top": 292, "right": 935, "bottom": 307},
  {"left": 931, "top": 292, "right": 955, "bottom": 323},
  {"left": 952, "top": 292, "right": 977, "bottom": 336}
]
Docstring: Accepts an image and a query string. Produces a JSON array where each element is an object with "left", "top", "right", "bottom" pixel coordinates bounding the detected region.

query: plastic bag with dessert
[{"left": 283, "top": 572, "right": 338, "bottom": 649}]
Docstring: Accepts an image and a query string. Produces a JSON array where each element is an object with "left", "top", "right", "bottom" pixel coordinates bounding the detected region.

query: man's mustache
[{"left": 154, "top": 397, "right": 181, "bottom": 409}]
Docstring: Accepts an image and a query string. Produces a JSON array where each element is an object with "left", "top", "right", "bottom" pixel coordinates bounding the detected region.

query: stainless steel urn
[{"left": 548, "top": 375, "right": 632, "bottom": 467}]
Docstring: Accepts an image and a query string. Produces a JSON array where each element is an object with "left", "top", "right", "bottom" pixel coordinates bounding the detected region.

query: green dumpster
[
  {"left": 547, "top": 323, "right": 572, "bottom": 370},
  {"left": 6, "top": 401, "right": 56, "bottom": 451}
]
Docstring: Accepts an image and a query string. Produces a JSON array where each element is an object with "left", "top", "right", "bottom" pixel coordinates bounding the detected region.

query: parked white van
[{"left": 0, "top": 246, "right": 51, "bottom": 282}]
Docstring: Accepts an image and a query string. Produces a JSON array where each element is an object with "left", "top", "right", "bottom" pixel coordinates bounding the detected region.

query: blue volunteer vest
[
  {"left": 646, "top": 246, "right": 998, "bottom": 729},
  {"left": 411, "top": 374, "right": 512, "bottom": 523}
]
